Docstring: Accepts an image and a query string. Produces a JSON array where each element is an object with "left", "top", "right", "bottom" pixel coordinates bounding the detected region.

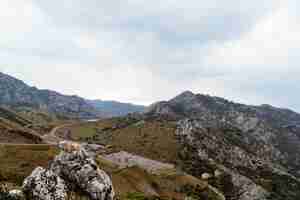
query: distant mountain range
[
  {"left": 87, "top": 100, "right": 145, "bottom": 117},
  {"left": 0, "top": 72, "right": 145, "bottom": 119}
]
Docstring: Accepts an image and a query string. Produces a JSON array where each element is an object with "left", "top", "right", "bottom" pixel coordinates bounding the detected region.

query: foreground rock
[
  {"left": 21, "top": 141, "right": 114, "bottom": 200},
  {"left": 8, "top": 190, "right": 25, "bottom": 200},
  {"left": 51, "top": 142, "right": 114, "bottom": 200},
  {"left": 22, "top": 167, "right": 67, "bottom": 200}
]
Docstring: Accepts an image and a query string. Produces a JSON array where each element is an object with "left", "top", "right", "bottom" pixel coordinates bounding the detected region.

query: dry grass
[
  {"left": 0, "top": 144, "right": 59, "bottom": 185},
  {"left": 111, "top": 166, "right": 211, "bottom": 200},
  {"left": 96, "top": 156, "right": 119, "bottom": 173},
  {"left": 109, "top": 121, "right": 179, "bottom": 164},
  {"left": 0, "top": 107, "right": 48, "bottom": 142},
  {"left": 69, "top": 124, "right": 98, "bottom": 140},
  {"left": 62, "top": 118, "right": 180, "bottom": 164},
  {"left": 0, "top": 143, "right": 223, "bottom": 200},
  {"left": 96, "top": 155, "right": 214, "bottom": 200},
  {"left": 112, "top": 166, "right": 159, "bottom": 198}
]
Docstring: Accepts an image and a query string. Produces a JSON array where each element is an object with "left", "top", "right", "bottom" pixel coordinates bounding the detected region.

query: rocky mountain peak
[
  {"left": 0, "top": 72, "right": 19, "bottom": 81},
  {"left": 147, "top": 91, "right": 229, "bottom": 117},
  {"left": 0, "top": 72, "right": 28, "bottom": 91},
  {"left": 171, "top": 90, "right": 196, "bottom": 101},
  {"left": 147, "top": 91, "right": 300, "bottom": 175}
]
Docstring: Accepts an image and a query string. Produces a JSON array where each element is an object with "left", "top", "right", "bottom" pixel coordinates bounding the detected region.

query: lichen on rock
[
  {"left": 51, "top": 142, "right": 115, "bottom": 200},
  {"left": 21, "top": 141, "right": 114, "bottom": 200},
  {"left": 22, "top": 167, "right": 67, "bottom": 200}
]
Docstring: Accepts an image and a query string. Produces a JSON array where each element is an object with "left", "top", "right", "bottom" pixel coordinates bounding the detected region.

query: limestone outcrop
[
  {"left": 20, "top": 141, "right": 114, "bottom": 200},
  {"left": 22, "top": 167, "right": 67, "bottom": 200}
]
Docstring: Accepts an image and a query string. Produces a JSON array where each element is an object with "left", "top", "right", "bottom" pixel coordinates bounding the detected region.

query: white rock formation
[
  {"left": 22, "top": 167, "right": 67, "bottom": 200},
  {"left": 51, "top": 143, "right": 114, "bottom": 200},
  {"left": 21, "top": 142, "right": 114, "bottom": 200}
]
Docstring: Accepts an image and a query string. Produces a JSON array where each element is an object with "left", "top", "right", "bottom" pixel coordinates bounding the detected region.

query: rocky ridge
[
  {"left": 147, "top": 91, "right": 300, "bottom": 200},
  {"left": 0, "top": 72, "right": 102, "bottom": 119},
  {"left": 0, "top": 72, "right": 147, "bottom": 119}
]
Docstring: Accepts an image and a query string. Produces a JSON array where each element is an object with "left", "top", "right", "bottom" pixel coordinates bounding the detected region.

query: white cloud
[
  {"left": 0, "top": 0, "right": 299, "bottom": 110},
  {"left": 198, "top": 1, "right": 300, "bottom": 109},
  {"left": 205, "top": 2, "right": 299, "bottom": 68}
]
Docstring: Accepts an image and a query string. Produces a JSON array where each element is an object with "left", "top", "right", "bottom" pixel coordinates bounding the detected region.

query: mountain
[
  {"left": 87, "top": 99, "right": 145, "bottom": 117},
  {"left": 146, "top": 91, "right": 300, "bottom": 200},
  {"left": 0, "top": 72, "right": 146, "bottom": 119},
  {"left": 0, "top": 72, "right": 102, "bottom": 119},
  {"left": 3, "top": 89, "right": 300, "bottom": 199}
]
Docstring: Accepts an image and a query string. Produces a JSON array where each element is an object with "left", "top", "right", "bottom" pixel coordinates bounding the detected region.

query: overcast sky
[{"left": 0, "top": 0, "right": 299, "bottom": 111}]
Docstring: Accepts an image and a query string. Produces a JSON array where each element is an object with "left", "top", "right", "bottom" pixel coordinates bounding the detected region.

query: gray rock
[
  {"left": 50, "top": 147, "right": 114, "bottom": 200},
  {"left": 22, "top": 167, "right": 68, "bottom": 200},
  {"left": 201, "top": 173, "right": 212, "bottom": 180},
  {"left": 8, "top": 190, "right": 25, "bottom": 200},
  {"left": 214, "top": 169, "right": 223, "bottom": 178},
  {"left": 82, "top": 143, "right": 105, "bottom": 158},
  {"left": 176, "top": 118, "right": 300, "bottom": 200}
]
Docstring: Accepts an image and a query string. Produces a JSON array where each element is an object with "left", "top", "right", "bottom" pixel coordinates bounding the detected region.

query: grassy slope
[
  {"left": 0, "top": 107, "right": 32, "bottom": 127},
  {"left": 16, "top": 109, "right": 69, "bottom": 136},
  {"left": 0, "top": 106, "right": 67, "bottom": 143},
  {"left": 0, "top": 144, "right": 58, "bottom": 185},
  {"left": 0, "top": 143, "right": 224, "bottom": 200},
  {"left": 0, "top": 107, "right": 48, "bottom": 143},
  {"left": 96, "top": 156, "right": 224, "bottom": 200},
  {"left": 0, "top": 116, "right": 225, "bottom": 199},
  {"left": 110, "top": 121, "right": 179, "bottom": 163},
  {"left": 57, "top": 118, "right": 226, "bottom": 199},
  {"left": 62, "top": 118, "right": 180, "bottom": 164},
  {"left": 0, "top": 119, "right": 43, "bottom": 144}
]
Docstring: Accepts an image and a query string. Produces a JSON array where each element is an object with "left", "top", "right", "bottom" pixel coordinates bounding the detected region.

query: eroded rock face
[
  {"left": 21, "top": 142, "right": 114, "bottom": 200},
  {"left": 50, "top": 144, "right": 114, "bottom": 200},
  {"left": 176, "top": 118, "right": 300, "bottom": 200},
  {"left": 22, "top": 167, "right": 67, "bottom": 200}
]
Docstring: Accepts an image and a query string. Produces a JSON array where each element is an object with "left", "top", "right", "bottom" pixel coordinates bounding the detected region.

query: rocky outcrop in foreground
[
  {"left": 12, "top": 141, "right": 114, "bottom": 200},
  {"left": 23, "top": 167, "right": 67, "bottom": 200}
]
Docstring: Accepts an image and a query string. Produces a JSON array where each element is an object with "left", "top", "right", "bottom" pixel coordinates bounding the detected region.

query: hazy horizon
[
  {"left": 1, "top": 0, "right": 300, "bottom": 111},
  {"left": 1, "top": 71, "right": 300, "bottom": 113}
]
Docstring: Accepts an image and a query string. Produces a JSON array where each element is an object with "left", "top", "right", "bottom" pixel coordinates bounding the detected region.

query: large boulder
[
  {"left": 51, "top": 141, "right": 114, "bottom": 200},
  {"left": 20, "top": 141, "right": 114, "bottom": 200},
  {"left": 22, "top": 167, "right": 67, "bottom": 200}
]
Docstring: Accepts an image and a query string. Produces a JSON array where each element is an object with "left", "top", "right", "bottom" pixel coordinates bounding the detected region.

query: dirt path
[{"left": 42, "top": 123, "right": 74, "bottom": 144}]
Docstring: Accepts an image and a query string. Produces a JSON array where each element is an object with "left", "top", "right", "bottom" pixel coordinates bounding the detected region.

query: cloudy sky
[{"left": 0, "top": 0, "right": 299, "bottom": 110}]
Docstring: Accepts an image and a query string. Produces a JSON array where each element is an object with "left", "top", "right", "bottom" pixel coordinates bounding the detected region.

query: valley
[{"left": 1, "top": 73, "right": 300, "bottom": 200}]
